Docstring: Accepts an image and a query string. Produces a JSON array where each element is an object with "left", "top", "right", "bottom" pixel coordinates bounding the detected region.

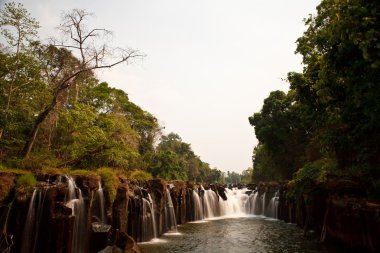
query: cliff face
[
  {"left": 278, "top": 178, "right": 380, "bottom": 253},
  {"left": 0, "top": 172, "right": 379, "bottom": 253}
]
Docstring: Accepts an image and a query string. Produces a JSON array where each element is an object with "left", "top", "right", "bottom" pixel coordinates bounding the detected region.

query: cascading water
[
  {"left": 245, "top": 191, "right": 258, "bottom": 214},
  {"left": 21, "top": 187, "right": 47, "bottom": 253},
  {"left": 65, "top": 176, "right": 86, "bottom": 253},
  {"left": 191, "top": 186, "right": 279, "bottom": 221},
  {"left": 266, "top": 191, "right": 279, "bottom": 219},
  {"left": 220, "top": 188, "right": 248, "bottom": 217},
  {"left": 165, "top": 189, "right": 177, "bottom": 232},
  {"left": 93, "top": 182, "right": 106, "bottom": 224},
  {"left": 141, "top": 193, "right": 158, "bottom": 241},
  {"left": 261, "top": 192, "right": 266, "bottom": 216},
  {"left": 202, "top": 188, "right": 219, "bottom": 218},
  {"left": 192, "top": 189, "right": 203, "bottom": 220}
]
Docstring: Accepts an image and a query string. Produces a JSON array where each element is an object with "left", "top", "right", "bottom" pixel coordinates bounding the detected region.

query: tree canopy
[{"left": 249, "top": 0, "right": 380, "bottom": 193}]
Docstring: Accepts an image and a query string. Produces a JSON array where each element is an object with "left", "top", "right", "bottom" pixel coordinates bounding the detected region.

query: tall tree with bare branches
[{"left": 21, "top": 9, "right": 144, "bottom": 158}]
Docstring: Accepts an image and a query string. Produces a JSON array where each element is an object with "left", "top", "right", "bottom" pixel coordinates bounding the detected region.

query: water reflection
[{"left": 139, "top": 217, "right": 349, "bottom": 253}]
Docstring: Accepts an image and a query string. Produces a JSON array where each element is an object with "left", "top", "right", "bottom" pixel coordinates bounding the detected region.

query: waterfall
[
  {"left": 148, "top": 193, "right": 158, "bottom": 238},
  {"left": 266, "top": 191, "right": 279, "bottom": 219},
  {"left": 219, "top": 188, "right": 247, "bottom": 217},
  {"left": 245, "top": 191, "right": 258, "bottom": 214},
  {"left": 165, "top": 188, "right": 177, "bottom": 232},
  {"left": 202, "top": 189, "right": 219, "bottom": 218},
  {"left": 21, "top": 188, "right": 46, "bottom": 253},
  {"left": 65, "top": 176, "right": 86, "bottom": 253},
  {"left": 190, "top": 186, "right": 280, "bottom": 221},
  {"left": 192, "top": 189, "right": 203, "bottom": 220},
  {"left": 261, "top": 192, "right": 266, "bottom": 216},
  {"left": 141, "top": 193, "right": 158, "bottom": 241},
  {"left": 93, "top": 182, "right": 107, "bottom": 224}
]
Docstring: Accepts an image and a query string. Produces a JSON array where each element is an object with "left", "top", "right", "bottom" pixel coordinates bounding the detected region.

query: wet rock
[
  {"left": 99, "top": 232, "right": 141, "bottom": 253},
  {"left": 112, "top": 183, "right": 129, "bottom": 234},
  {"left": 147, "top": 179, "right": 166, "bottom": 236},
  {"left": 90, "top": 222, "right": 112, "bottom": 252},
  {"left": 169, "top": 180, "right": 187, "bottom": 224}
]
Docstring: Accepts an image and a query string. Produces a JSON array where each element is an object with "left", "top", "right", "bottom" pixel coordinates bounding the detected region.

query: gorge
[{"left": 0, "top": 171, "right": 379, "bottom": 253}]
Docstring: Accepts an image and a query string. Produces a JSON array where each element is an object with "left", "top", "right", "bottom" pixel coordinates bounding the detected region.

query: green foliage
[
  {"left": 70, "top": 169, "right": 97, "bottom": 176},
  {"left": 16, "top": 173, "right": 36, "bottom": 201},
  {"left": 97, "top": 167, "right": 118, "bottom": 203},
  {"left": 150, "top": 150, "right": 187, "bottom": 180},
  {"left": 241, "top": 168, "right": 253, "bottom": 184},
  {"left": 128, "top": 170, "right": 153, "bottom": 181},
  {"left": 249, "top": 0, "right": 380, "bottom": 200},
  {"left": 148, "top": 132, "right": 222, "bottom": 183},
  {"left": 0, "top": 3, "right": 219, "bottom": 186},
  {"left": 225, "top": 171, "right": 241, "bottom": 184},
  {"left": 286, "top": 163, "right": 320, "bottom": 202},
  {"left": 40, "top": 167, "right": 69, "bottom": 175}
]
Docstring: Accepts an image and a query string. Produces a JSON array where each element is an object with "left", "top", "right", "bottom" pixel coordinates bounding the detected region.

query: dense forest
[
  {"left": 0, "top": 2, "right": 233, "bottom": 183},
  {"left": 249, "top": 0, "right": 380, "bottom": 198}
]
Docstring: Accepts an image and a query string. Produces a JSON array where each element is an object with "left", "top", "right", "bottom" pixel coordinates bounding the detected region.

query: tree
[
  {"left": 21, "top": 9, "right": 144, "bottom": 158},
  {"left": 0, "top": 2, "right": 40, "bottom": 141},
  {"left": 294, "top": 0, "right": 380, "bottom": 171}
]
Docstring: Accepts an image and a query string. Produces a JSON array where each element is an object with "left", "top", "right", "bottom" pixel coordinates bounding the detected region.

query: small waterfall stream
[
  {"left": 65, "top": 176, "right": 86, "bottom": 253},
  {"left": 93, "top": 182, "right": 107, "bottom": 224},
  {"left": 141, "top": 193, "right": 158, "bottom": 241},
  {"left": 165, "top": 188, "right": 177, "bottom": 232},
  {"left": 192, "top": 190, "right": 203, "bottom": 220},
  {"left": 21, "top": 188, "right": 47, "bottom": 253},
  {"left": 266, "top": 191, "right": 279, "bottom": 219}
]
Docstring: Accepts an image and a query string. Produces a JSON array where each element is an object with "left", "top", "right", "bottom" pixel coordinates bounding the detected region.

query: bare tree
[{"left": 21, "top": 9, "right": 144, "bottom": 158}]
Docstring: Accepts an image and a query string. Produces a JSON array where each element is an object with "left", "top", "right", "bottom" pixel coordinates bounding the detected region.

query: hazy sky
[{"left": 2, "top": 0, "right": 320, "bottom": 173}]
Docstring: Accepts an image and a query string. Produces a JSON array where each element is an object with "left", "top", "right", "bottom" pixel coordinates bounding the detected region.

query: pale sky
[{"left": 2, "top": 0, "right": 320, "bottom": 173}]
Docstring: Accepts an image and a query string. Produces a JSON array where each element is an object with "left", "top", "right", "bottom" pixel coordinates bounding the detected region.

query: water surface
[{"left": 139, "top": 216, "right": 348, "bottom": 253}]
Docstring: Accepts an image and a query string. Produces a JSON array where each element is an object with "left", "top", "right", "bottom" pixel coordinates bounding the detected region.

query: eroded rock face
[
  {"left": 169, "top": 180, "right": 187, "bottom": 225},
  {"left": 147, "top": 179, "right": 167, "bottom": 236},
  {"left": 325, "top": 197, "right": 380, "bottom": 252},
  {"left": 2, "top": 172, "right": 380, "bottom": 253}
]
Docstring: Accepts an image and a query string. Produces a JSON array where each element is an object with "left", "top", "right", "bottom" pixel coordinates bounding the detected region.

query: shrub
[
  {"left": 97, "top": 168, "right": 118, "bottom": 203},
  {"left": 0, "top": 175, "right": 15, "bottom": 202},
  {"left": 16, "top": 173, "right": 37, "bottom": 201},
  {"left": 70, "top": 169, "right": 97, "bottom": 176},
  {"left": 40, "top": 167, "right": 69, "bottom": 175},
  {"left": 129, "top": 170, "right": 153, "bottom": 181}
]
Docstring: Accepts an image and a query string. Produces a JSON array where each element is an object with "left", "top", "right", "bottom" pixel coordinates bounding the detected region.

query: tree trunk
[{"left": 20, "top": 98, "right": 57, "bottom": 159}]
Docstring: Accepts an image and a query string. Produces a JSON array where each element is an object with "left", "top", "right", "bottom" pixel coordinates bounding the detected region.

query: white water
[
  {"left": 142, "top": 193, "right": 158, "bottom": 241},
  {"left": 94, "top": 182, "right": 106, "bottom": 224},
  {"left": 196, "top": 187, "right": 278, "bottom": 220},
  {"left": 65, "top": 176, "right": 86, "bottom": 253},
  {"left": 21, "top": 188, "right": 46, "bottom": 253},
  {"left": 192, "top": 190, "right": 203, "bottom": 220},
  {"left": 266, "top": 191, "right": 279, "bottom": 219},
  {"left": 202, "top": 189, "right": 219, "bottom": 218},
  {"left": 245, "top": 191, "right": 258, "bottom": 214},
  {"left": 165, "top": 189, "right": 177, "bottom": 232}
]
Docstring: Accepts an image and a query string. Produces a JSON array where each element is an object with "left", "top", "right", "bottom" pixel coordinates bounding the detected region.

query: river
[{"left": 139, "top": 216, "right": 349, "bottom": 253}]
